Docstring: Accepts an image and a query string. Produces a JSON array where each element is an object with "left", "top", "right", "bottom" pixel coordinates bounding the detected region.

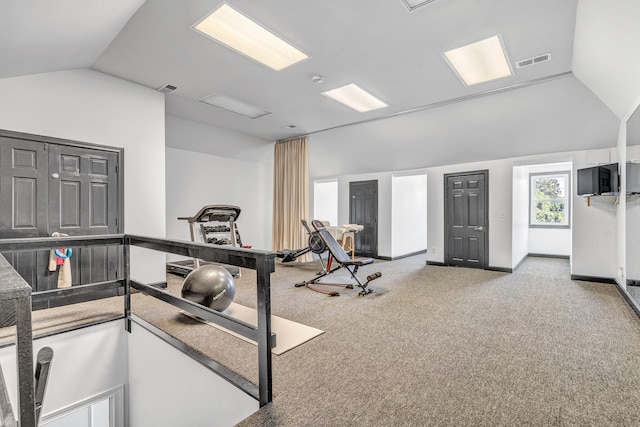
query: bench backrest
[{"left": 311, "top": 220, "right": 350, "bottom": 264}]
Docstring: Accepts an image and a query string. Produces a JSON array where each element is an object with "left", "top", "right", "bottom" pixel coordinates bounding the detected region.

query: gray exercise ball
[{"left": 181, "top": 264, "right": 236, "bottom": 312}]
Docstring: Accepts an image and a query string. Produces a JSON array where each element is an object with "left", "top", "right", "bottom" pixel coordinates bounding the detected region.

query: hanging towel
[{"left": 49, "top": 232, "right": 72, "bottom": 288}]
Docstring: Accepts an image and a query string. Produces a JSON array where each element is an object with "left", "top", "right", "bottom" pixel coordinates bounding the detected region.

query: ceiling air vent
[
  {"left": 516, "top": 53, "right": 551, "bottom": 69},
  {"left": 157, "top": 84, "right": 178, "bottom": 94}
]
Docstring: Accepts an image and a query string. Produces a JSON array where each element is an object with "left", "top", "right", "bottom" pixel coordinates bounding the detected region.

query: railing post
[
  {"left": 124, "top": 237, "right": 131, "bottom": 332},
  {"left": 15, "top": 295, "right": 35, "bottom": 427},
  {"left": 255, "top": 256, "right": 273, "bottom": 407}
]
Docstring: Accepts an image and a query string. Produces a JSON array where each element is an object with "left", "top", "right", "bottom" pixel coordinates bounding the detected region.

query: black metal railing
[
  {"left": 0, "top": 254, "right": 36, "bottom": 427},
  {"left": 0, "top": 234, "right": 276, "bottom": 426}
]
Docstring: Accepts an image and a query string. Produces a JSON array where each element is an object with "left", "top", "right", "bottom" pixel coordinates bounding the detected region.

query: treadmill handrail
[{"left": 177, "top": 205, "right": 241, "bottom": 223}]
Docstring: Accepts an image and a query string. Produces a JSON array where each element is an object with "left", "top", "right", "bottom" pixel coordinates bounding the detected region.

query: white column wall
[
  {"left": 165, "top": 147, "right": 272, "bottom": 251},
  {"left": 0, "top": 69, "right": 166, "bottom": 283},
  {"left": 313, "top": 180, "right": 339, "bottom": 226},
  {"left": 571, "top": 148, "right": 619, "bottom": 278},
  {"left": 512, "top": 165, "right": 529, "bottom": 266},
  {"left": 391, "top": 174, "right": 427, "bottom": 258}
]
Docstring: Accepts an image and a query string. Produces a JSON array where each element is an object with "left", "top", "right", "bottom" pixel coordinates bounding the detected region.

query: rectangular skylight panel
[
  {"left": 321, "top": 84, "right": 388, "bottom": 113},
  {"left": 200, "top": 93, "right": 271, "bottom": 119},
  {"left": 443, "top": 35, "right": 513, "bottom": 86},
  {"left": 193, "top": 3, "right": 308, "bottom": 71}
]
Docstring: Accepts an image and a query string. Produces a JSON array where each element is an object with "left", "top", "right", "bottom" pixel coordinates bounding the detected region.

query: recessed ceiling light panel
[
  {"left": 321, "top": 84, "right": 388, "bottom": 113},
  {"left": 402, "top": 0, "right": 437, "bottom": 11},
  {"left": 199, "top": 93, "right": 271, "bottom": 119},
  {"left": 443, "top": 35, "right": 513, "bottom": 86},
  {"left": 193, "top": 3, "right": 309, "bottom": 71}
]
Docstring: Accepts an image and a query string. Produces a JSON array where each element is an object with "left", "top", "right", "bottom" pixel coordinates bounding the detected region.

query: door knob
[
  {"left": 51, "top": 173, "right": 59, "bottom": 179},
  {"left": 475, "top": 226, "right": 484, "bottom": 231}
]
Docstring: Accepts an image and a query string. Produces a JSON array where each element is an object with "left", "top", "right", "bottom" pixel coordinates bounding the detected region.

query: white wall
[
  {"left": 424, "top": 149, "right": 616, "bottom": 275},
  {"left": 311, "top": 148, "right": 616, "bottom": 275},
  {"left": 313, "top": 180, "right": 338, "bottom": 226},
  {"left": 571, "top": 148, "right": 619, "bottom": 278},
  {"left": 165, "top": 147, "right": 272, "bottom": 251},
  {"left": 512, "top": 165, "right": 529, "bottom": 266},
  {"left": 0, "top": 321, "right": 128, "bottom": 420},
  {"left": 0, "top": 69, "right": 166, "bottom": 283},
  {"left": 528, "top": 228, "right": 571, "bottom": 256},
  {"left": 128, "top": 322, "right": 258, "bottom": 427},
  {"left": 426, "top": 160, "right": 514, "bottom": 269},
  {"left": 391, "top": 174, "right": 427, "bottom": 257}
]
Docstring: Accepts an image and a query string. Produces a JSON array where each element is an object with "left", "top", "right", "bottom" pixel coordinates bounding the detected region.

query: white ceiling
[
  {"left": 0, "top": 0, "right": 146, "bottom": 78},
  {"left": 0, "top": 0, "right": 623, "bottom": 166}
]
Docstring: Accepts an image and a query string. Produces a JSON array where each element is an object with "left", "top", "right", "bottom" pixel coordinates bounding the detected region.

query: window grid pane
[{"left": 530, "top": 172, "right": 570, "bottom": 227}]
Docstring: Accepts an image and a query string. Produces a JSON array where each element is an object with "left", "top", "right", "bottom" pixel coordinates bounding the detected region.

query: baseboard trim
[
  {"left": 379, "top": 250, "right": 427, "bottom": 262},
  {"left": 426, "top": 261, "right": 447, "bottom": 266},
  {"left": 425, "top": 261, "right": 512, "bottom": 272},
  {"left": 513, "top": 255, "right": 528, "bottom": 272},
  {"left": 614, "top": 281, "right": 640, "bottom": 318},
  {"left": 486, "top": 266, "right": 513, "bottom": 273},
  {"left": 528, "top": 253, "right": 570, "bottom": 259},
  {"left": 570, "top": 274, "right": 616, "bottom": 284}
]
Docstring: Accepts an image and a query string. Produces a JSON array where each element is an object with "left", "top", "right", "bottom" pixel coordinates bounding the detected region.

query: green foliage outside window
[{"left": 533, "top": 177, "right": 566, "bottom": 224}]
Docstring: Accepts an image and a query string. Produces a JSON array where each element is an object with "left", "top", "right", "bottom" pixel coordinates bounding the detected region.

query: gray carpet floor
[
  {"left": 134, "top": 255, "right": 640, "bottom": 426},
  {"left": 4, "top": 255, "right": 640, "bottom": 426}
]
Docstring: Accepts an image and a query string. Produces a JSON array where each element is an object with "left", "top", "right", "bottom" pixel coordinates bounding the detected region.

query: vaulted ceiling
[{"left": 0, "top": 0, "right": 625, "bottom": 172}]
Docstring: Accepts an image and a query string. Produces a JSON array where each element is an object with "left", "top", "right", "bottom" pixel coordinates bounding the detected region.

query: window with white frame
[{"left": 529, "top": 172, "right": 570, "bottom": 228}]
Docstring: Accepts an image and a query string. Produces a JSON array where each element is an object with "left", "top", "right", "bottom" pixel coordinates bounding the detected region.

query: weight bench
[{"left": 294, "top": 219, "right": 381, "bottom": 296}]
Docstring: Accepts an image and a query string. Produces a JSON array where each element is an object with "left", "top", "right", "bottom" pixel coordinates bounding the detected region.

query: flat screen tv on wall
[{"left": 577, "top": 163, "right": 619, "bottom": 195}]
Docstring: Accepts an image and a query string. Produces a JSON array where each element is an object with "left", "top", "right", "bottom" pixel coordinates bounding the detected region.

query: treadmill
[{"left": 166, "top": 205, "right": 242, "bottom": 277}]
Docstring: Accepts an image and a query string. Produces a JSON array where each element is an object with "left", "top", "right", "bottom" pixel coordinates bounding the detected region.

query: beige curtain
[{"left": 272, "top": 136, "right": 310, "bottom": 262}]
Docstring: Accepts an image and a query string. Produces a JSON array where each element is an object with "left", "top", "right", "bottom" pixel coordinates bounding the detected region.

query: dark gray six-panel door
[
  {"left": 0, "top": 137, "right": 49, "bottom": 286},
  {"left": 349, "top": 180, "right": 378, "bottom": 258},
  {"left": 0, "top": 135, "right": 120, "bottom": 301},
  {"left": 445, "top": 171, "right": 488, "bottom": 268},
  {"left": 48, "top": 144, "right": 120, "bottom": 288}
]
